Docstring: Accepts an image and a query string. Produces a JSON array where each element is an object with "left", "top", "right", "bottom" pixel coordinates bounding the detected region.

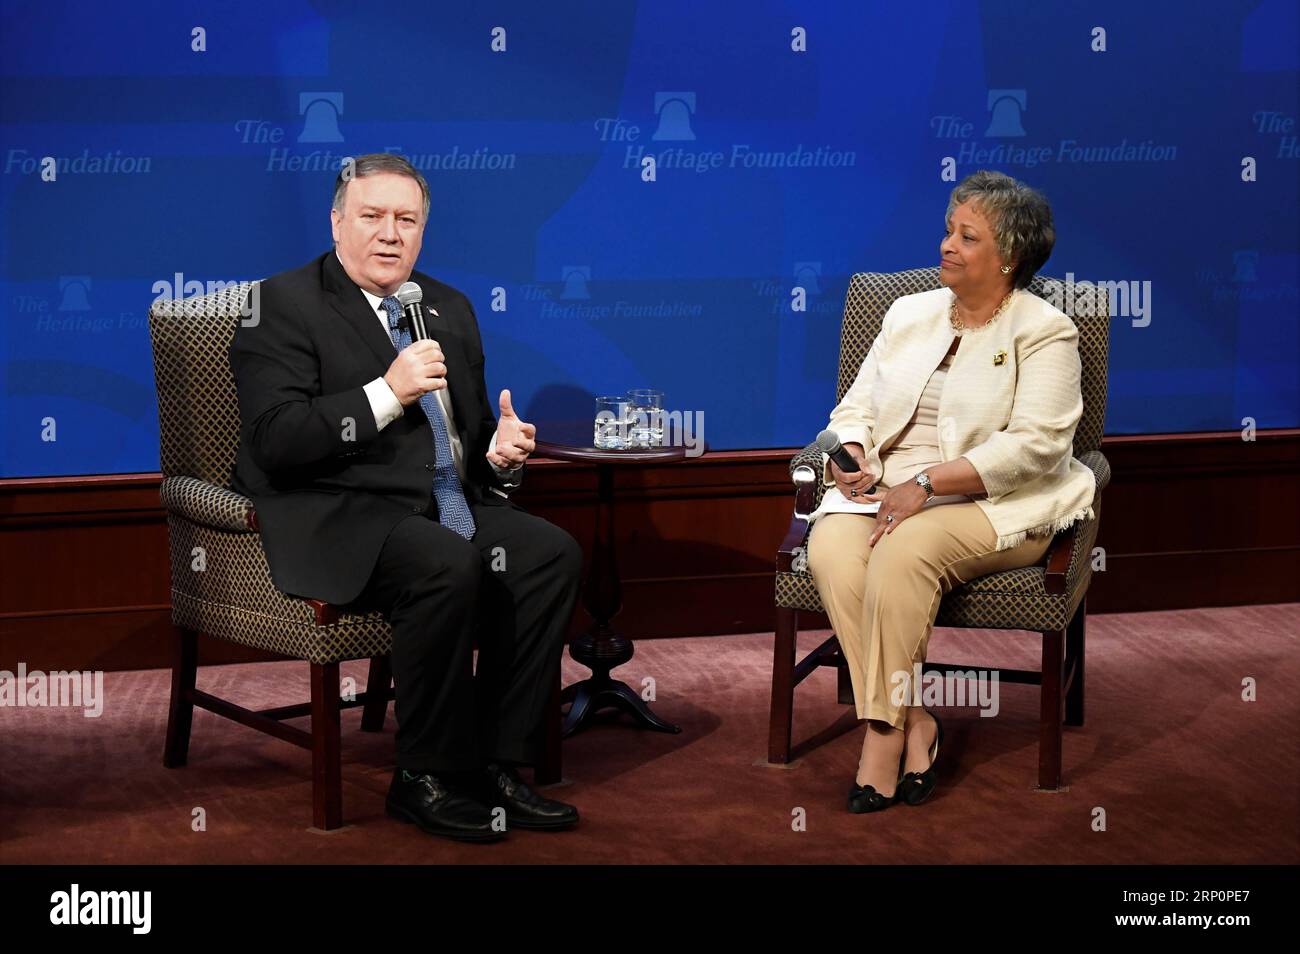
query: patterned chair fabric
[
  {"left": 148, "top": 283, "right": 392, "bottom": 665},
  {"left": 775, "top": 268, "right": 1111, "bottom": 632}
]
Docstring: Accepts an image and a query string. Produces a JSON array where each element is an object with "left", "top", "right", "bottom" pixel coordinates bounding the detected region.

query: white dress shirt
[{"left": 348, "top": 267, "right": 520, "bottom": 491}]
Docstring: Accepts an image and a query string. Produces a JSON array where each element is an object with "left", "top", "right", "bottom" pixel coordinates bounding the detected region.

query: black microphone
[
  {"left": 816, "top": 429, "right": 877, "bottom": 493},
  {"left": 396, "top": 281, "right": 429, "bottom": 341}
]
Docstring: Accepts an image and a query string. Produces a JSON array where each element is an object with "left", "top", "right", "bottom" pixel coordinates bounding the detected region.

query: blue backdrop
[{"left": 2, "top": 0, "right": 1296, "bottom": 477}]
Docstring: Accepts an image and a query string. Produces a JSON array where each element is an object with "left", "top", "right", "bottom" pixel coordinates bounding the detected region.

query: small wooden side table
[{"left": 535, "top": 434, "right": 699, "bottom": 737}]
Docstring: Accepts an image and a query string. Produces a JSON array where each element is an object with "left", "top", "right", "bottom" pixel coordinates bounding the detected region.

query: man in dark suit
[{"left": 229, "top": 153, "right": 583, "bottom": 842}]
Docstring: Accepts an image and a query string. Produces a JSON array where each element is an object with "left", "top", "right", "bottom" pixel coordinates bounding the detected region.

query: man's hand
[
  {"left": 830, "top": 442, "right": 876, "bottom": 501},
  {"left": 383, "top": 339, "right": 446, "bottom": 406},
  {"left": 486, "top": 389, "right": 536, "bottom": 468}
]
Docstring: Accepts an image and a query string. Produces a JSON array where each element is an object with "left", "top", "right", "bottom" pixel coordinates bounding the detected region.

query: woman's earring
[{"left": 1000, "top": 265, "right": 1011, "bottom": 274}]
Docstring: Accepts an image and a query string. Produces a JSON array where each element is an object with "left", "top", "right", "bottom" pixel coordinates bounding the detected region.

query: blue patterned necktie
[{"left": 380, "top": 296, "right": 476, "bottom": 540}]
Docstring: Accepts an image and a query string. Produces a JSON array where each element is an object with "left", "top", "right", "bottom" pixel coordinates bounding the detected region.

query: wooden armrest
[
  {"left": 776, "top": 464, "right": 818, "bottom": 572},
  {"left": 1042, "top": 449, "right": 1111, "bottom": 596},
  {"left": 302, "top": 598, "right": 339, "bottom": 626},
  {"left": 1042, "top": 524, "right": 1076, "bottom": 596},
  {"left": 776, "top": 516, "right": 811, "bottom": 572}
]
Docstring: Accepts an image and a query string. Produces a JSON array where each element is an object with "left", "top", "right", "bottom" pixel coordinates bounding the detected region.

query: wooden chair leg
[
  {"left": 360, "top": 654, "right": 392, "bottom": 732},
  {"left": 311, "top": 662, "right": 343, "bottom": 830},
  {"left": 768, "top": 607, "right": 798, "bottom": 763},
  {"left": 162, "top": 626, "right": 198, "bottom": 768},
  {"left": 1064, "top": 598, "right": 1086, "bottom": 728},
  {"left": 836, "top": 652, "right": 854, "bottom": 705},
  {"left": 1038, "top": 628, "right": 1065, "bottom": 790},
  {"left": 535, "top": 676, "right": 563, "bottom": 786}
]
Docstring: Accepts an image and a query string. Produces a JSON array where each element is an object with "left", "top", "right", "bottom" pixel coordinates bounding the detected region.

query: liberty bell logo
[
  {"left": 299, "top": 91, "right": 344, "bottom": 143},
  {"left": 793, "top": 262, "right": 822, "bottom": 296},
  {"left": 652, "top": 92, "right": 697, "bottom": 141},
  {"left": 58, "top": 276, "right": 92, "bottom": 312},
  {"left": 1232, "top": 250, "right": 1259, "bottom": 283},
  {"left": 985, "top": 89, "right": 1027, "bottom": 137},
  {"left": 560, "top": 266, "right": 591, "bottom": 300}
]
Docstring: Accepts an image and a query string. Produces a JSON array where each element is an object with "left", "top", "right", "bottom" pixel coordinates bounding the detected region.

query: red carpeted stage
[{"left": 3, "top": 604, "right": 1294, "bottom": 866}]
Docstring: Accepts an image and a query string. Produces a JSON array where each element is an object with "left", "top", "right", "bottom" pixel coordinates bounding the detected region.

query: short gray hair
[
  {"left": 946, "top": 170, "right": 1054, "bottom": 289},
  {"left": 332, "top": 153, "right": 430, "bottom": 222}
]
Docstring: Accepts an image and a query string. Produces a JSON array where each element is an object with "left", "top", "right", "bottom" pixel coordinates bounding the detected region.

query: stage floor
[{"left": 2, "top": 603, "right": 1296, "bottom": 865}]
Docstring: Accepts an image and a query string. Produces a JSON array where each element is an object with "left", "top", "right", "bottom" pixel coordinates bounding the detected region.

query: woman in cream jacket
[{"left": 806, "top": 171, "right": 1096, "bottom": 813}]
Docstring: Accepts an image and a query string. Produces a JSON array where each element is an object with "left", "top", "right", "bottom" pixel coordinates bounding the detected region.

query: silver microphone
[
  {"left": 815, "top": 429, "right": 877, "bottom": 493},
  {"left": 816, "top": 429, "right": 860, "bottom": 473},
  {"left": 395, "top": 281, "right": 429, "bottom": 341}
]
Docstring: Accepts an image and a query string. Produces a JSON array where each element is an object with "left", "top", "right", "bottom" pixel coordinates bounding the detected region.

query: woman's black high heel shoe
[{"left": 898, "top": 708, "right": 944, "bottom": 806}]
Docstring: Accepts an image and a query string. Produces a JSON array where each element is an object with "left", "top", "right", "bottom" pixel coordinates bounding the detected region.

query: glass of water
[
  {"left": 627, "top": 388, "right": 664, "bottom": 448},
  {"left": 593, "top": 395, "right": 631, "bottom": 449}
]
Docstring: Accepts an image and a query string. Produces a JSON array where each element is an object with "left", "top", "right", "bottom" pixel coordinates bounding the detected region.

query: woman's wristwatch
[{"left": 914, "top": 471, "right": 935, "bottom": 500}]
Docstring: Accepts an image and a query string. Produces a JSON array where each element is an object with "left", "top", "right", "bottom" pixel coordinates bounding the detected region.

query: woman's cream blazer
[{"left": 809, "top": 286, "right": 1097, "bottom": 550}]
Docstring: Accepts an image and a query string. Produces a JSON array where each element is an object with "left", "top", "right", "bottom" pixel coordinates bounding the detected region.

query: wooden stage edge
[{"left": 2, "top": 429, "right": 1297, "bottom": 671}]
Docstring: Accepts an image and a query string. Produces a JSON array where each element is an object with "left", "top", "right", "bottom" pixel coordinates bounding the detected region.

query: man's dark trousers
[{"left": 345, "top": 497, "right": 583, "bottom": 774}]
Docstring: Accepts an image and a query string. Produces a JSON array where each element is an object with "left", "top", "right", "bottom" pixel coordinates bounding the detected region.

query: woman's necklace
[{"left": 950, "top": 289, "right": 1015, "bottom": 335}]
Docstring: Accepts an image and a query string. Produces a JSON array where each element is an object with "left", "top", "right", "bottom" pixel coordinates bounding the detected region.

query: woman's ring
[
  {"left": 850, "top": 489, "right": 857, "bottom": 497},
  {"left": 886, "top": 514, "right": 895, "bottom": 523}
]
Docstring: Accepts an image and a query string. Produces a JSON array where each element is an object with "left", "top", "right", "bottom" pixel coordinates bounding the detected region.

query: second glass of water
[{"left": 627, "top": 388, "right": 664, "bottom": 448}]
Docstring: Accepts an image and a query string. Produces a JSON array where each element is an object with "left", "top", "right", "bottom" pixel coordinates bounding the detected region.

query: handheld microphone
[
  {"left": 816, "top": 429, "right": 860, "bottom": 473},
  {"left": 815, "top": 429, "right": 877, "bottom": 493},
  {"left": 396, "top": 281, "right": 429, "bottom": 342}
]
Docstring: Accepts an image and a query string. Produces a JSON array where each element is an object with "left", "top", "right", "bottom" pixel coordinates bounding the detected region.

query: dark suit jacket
[{"left": 228, "top": 250, "right": 517, "bottom": 605}]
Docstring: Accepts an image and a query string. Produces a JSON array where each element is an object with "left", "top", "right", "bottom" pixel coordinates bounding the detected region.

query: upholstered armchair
[
  {"left": 148, "top": 282, "right": 559, "bottom": 830},
  {"left": 769, "top": 268, "right": 1110, "bottom": 790}
]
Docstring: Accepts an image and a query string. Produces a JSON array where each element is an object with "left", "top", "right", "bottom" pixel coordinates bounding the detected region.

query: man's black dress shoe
[
  {"left": 484, "top": 763, "right": 579, "bottom": 831},
  {"left": 385, "top": 769, "right": 505, "bottom": 842}
]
